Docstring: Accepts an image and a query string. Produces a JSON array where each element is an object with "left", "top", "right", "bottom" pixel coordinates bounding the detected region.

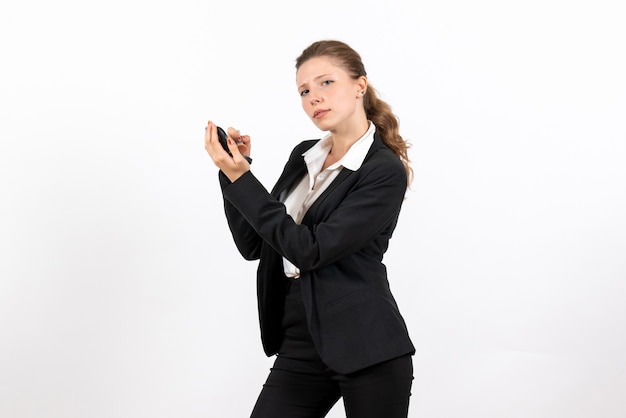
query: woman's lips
[{"left": 313, "top": 110, "right": 329, "bottom": 119}]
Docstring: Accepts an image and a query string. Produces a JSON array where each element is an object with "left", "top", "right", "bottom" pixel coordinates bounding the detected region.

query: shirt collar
[{"left": 302, "top": 122, "right": 376, "bottom": 172}]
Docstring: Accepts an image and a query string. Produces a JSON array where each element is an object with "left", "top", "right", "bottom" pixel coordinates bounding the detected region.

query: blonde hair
[{"left": 296, "top": 40, "right": 413, "bottom": 185}]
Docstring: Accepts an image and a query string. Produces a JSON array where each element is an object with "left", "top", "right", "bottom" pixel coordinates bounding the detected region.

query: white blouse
[{"left": 282, "top": 122, "right": 376, "bottom": 278}]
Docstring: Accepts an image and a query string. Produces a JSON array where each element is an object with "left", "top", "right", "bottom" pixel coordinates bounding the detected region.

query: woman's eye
[
  {"left": 322, "top": 80, "right": 333, "bottom": 86},
  {"left": 299, "top": 89, "right": 309, "bottom": 97}
]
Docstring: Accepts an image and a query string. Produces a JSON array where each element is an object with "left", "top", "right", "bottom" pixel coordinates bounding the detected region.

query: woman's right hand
[{"left": 205, "top": 121, "right": 251, "bottom": 183}]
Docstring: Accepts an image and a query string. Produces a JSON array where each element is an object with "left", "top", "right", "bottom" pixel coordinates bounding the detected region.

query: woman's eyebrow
[{"left": 298, "top": 74, "right": 332, "bottom": 90}]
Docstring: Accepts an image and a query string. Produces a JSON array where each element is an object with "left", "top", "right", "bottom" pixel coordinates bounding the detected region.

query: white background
[{"left": 1, "top": 1, "right": 625, "bottom": 417}]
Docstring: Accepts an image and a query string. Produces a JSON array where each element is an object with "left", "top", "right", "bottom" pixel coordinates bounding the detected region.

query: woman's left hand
[{"left": 204, "top": 120, "right": 250, "bottom": 182}]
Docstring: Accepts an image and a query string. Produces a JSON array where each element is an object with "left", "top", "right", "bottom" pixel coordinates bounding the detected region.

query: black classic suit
[{"left": 219, "top": 133, "right": 415, "bottom": 374}]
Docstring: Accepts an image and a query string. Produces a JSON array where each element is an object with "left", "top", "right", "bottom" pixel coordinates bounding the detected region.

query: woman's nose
[{"left": 309, "top": 91, "right": 322, "bottom": 105}]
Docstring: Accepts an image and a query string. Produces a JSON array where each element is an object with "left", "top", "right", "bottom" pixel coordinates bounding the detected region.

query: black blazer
[{"left": 219, "top": 133, "right": 415, "bottom": 374}]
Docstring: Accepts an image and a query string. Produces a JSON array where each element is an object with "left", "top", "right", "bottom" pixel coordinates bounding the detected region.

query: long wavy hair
[{"left": 296, "top": 40, "right": 413, "bottom": 185}]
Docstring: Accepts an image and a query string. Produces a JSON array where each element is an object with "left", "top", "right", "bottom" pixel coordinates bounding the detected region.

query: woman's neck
[{"left": 328, "top": 119, "right": 370, "bottom": 158}]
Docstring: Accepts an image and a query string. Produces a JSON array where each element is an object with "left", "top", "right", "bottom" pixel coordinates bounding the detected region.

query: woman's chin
[{"left": 312, "top": 119, "right": 333, "bottom": 132}]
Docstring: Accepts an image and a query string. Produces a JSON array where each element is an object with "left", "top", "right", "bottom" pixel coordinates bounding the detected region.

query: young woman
[{"left": 205, "top": 40, "right": 415, "bottom": 418}]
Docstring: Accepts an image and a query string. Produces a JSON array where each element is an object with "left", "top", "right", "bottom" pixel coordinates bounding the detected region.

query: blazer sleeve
[
  {"left": 221, "top": 150, "right": 407, "bottom": 272},
  {"left": 219, "top": 170, "right": 263, "bottom": 260}
]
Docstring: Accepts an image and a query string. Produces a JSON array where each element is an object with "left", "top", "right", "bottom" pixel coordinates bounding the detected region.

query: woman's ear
[{"left": 356, "top": 76, "right": 367, "bottom": 97}]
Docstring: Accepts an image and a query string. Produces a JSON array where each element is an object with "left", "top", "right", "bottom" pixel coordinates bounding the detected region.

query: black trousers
[{"left": 250, "top": 279, "right": 414, "bottom": 418}]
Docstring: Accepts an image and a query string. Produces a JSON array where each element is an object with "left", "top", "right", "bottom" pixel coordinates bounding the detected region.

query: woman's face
[{"left": 296, "top": 56, "right": 366, "bottom": 132}]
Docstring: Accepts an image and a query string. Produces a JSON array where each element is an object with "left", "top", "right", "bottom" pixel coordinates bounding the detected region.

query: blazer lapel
[
  {"left": 271, "top": 155, "right": 308, "bottom": 200},
  {"left": 300, "top": 167, "right": 354, "bottom": 225},
  {"left": 300, "top": 133, "right": 387, "bottom": 224}
]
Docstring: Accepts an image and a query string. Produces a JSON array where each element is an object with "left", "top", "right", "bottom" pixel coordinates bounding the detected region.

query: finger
[
  {"left": 227, "top": 127, "right": 245, "bottom": 144},
  {"left": 238, "top": 135, "right": 250, "bottom": 148},
  {"left": 237, "top": 134, "right": 251, "bottom": 156},
  {"left": 226, "top": 126, "right": 239, "bottom": 136},
  {"left": 237, "top": 142, "right": 249, "bottom": 155},
  {"left": 204, "top": 121, "right": 216, "bottom": 149},
  {"left": 205, "top": 121, "right": 228, "bottom": 158},
  {"left": 226, "top": 137, "right": 241, "bottom": 157}
]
